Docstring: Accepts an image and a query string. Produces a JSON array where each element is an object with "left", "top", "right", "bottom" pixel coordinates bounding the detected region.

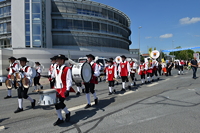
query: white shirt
[
  {"left": 52, "top": 64, "right": 72, "bottom": 91},
  {"left": 90, "top": 61, "right": 100, "bottom": 77},
  {"left": 8, "top": 61, "right": 19, "bottom": 75}
]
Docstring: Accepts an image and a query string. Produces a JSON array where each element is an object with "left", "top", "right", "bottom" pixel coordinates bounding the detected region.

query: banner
[{"left": 162, "top": 46, "right": 200, "bottom": 52}]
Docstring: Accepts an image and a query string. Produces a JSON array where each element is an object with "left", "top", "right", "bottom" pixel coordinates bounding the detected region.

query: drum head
[
  {"left": 81, "top": 62, "right": 92, "bottom": 83},
  {"left": 22, "top": 78, "right": 30, "bottom": 88},
  {"left": 5, "top": 79, "right": 12, "bottom": 89}
]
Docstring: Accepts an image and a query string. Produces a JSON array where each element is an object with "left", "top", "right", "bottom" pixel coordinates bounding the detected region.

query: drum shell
[
  {"left": 22, "top": 78, "right": 30, "bottom": 88},
  {"left": 38, "top": 89, "right": 57, "bottom": 106},
  {"left": 5, "top": 79, "right": 12, "bottom": 89},
  {"left": 72, "top": 62, "right": 92, "bottom": 83}
]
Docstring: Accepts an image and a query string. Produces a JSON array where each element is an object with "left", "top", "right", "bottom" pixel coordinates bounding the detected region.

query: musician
[
  {"left": 138, "top": 60, "right": 146, "bottom": 84},
  {"left": 152, "top": 59, "right": 159, "bottom": 81},
  {"left": 178, "top": 60, "right": 184, "bottom": 75},
  {"left": 14, "top": 57, "right": 36, "bottom": 113},
  {"left": 129, "top": 59, "right": 137, "bottom": 86},
  {"left": 106, "top": 60, "right": 117, "bottom": 95},
  {"left": 4, "top": 56, "right": 19, "bottom": 99},
  {"left": 146, "top": 58, "right": 153, "bottom": 83},
  {"left": 109, "top": 58, "right": 119, "bottom": 85},
  {"left": 75, "top": 82, "right": 84, "bottom": 95},
  {"left": 84, "top": 54, "right": 100, "bottom": 109},
  {"left": 48, "top": 56, "right": 57, "bottom": 88},
  {"left": 51, "top": 54, "right": 72, "bottom": 126},
  {"left": 158, "top": 61, "right": 162, "bottom": 76},
  {"left": 33, "top": 62, "right": 43, "bottom": 92},
  {"left": 118, "top": 55, "right": 131, "bottom": 91}
]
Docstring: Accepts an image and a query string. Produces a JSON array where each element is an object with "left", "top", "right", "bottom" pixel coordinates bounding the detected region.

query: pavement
[{"left": 0, "top": 69, "right": 200, "bottom": 133}]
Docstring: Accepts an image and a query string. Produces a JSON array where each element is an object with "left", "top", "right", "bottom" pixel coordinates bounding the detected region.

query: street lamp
[
  {"left": 138, "top": 26, "right": 142, "bottom": 62},
  {"left": 172, "top": 40, "right": 174, "bottom": 60}
]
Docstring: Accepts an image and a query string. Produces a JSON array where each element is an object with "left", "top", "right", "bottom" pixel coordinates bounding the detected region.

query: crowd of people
[{"left": 3, "top": 54, "right": 198, "bottom": 126}]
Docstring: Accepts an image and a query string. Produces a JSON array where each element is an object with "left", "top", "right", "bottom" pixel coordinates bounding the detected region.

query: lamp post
[
  {"left": 172, "top": 40, "right": 174, "bottom": 60},
  {"left": 138, "top": 26, "right": 142, "bottom": 62}
]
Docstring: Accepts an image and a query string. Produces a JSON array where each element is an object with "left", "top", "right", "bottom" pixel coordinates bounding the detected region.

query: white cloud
[
  {"left": 159, "top": 34, "right": 173, "bottom": 38},
  {"left": 145, "top": 36, "right": 152, "bottom": 39},
  {"left": 179, "top": 17, "right": 200, "bottom": 25}
]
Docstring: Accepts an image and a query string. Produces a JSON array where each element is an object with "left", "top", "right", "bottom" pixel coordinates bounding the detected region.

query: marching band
[{"left": 3, "top": 51, "right": 197, "bottom": 126}]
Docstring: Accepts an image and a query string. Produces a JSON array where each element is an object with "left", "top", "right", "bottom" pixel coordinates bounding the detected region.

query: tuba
[
  {"left": 126, "top": 57, "right": 132, "bottom": 62},
  {"left": 115, "top": 56, "right": 122, "bottom": 64}
]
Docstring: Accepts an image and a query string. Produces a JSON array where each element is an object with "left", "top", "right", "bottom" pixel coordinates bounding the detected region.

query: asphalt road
[{"left": 0, "top": 69, "right": 200, "bottom": 133}]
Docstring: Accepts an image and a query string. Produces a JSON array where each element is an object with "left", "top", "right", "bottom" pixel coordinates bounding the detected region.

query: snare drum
[
  {"left": 15, "top": 72, "right": 24, "bottom": 81},
  {"left": 72, "top": 62, "right": 92, "bottom": 83},
  {"left": 5, "top": 79, "right": 13, "bottom": 89},
  {"left": 38, "top": 89, "right": 57, "bottom": 106}
]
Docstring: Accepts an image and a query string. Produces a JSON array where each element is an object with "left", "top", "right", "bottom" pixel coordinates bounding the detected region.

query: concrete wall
[
  {"left": 45, "top": 0, "right": 52, "bottom": 48},
  {"left": 11, "top": 0, "right": 25, "bottom": 48}
]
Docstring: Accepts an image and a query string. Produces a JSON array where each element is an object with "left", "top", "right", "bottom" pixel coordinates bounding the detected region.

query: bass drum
[
  {"left": 72, "top": 62, "right": 92, "bottom": 83},
  {"left": 5, "top": 79, "right": 12, "bottom": 90}
]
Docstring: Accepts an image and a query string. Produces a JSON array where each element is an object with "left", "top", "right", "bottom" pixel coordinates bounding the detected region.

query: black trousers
[
  {"left": 121, "top": 76, "right": 128, "bottom": 82},
  {"left": 141, "top": 74, "right": 145, "bottom": 79},
  {"left": 108, "top": 81, "right": 114, "bottom": 87},
  {"left": 84, "top": 83, "right": 95, "bottom": 94},
  {"left": 34, "top": 76, "right": 41, "bottom": 86},
  {"left": 17, "top": 87, "right": 29, "bottom": 99},
  {"left": 130, "top": 73, "right": 135, "bottom": 81},
  {"left": 147, "top": 73, "right": 153, "bottom": 77},
  {"left": 75, "top": 82, "right": 82, "bottom": 87},
  {"left": 179, "top": 66, "right": 183, "bottom": 71},
  {"left": 153, "top": 70, "right": 158, "bottom": 76},
  {"left": 55, "top": 97, "right": 66, "bottom": 110},
  {"left": 167, "top": 68, "right": 172, "bottom": 76}
]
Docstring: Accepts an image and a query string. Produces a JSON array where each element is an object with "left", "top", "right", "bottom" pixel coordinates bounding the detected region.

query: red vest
[
  {"left": 139, "top": 64, "right": 146, "bottom": 75},
  {"left": 107, "top": 66, "right": 115, "bottom": 81},
  {"left": 90, "top": 63, "right": 98, "bottom": 84},
  {"left": 120, "top": 61, "right": 128, "bottom": 76},
  {"left": 129, "top": 62, "right": 136, "bottom": 73},
  {"left": 56, "top": 66, "right": 70, "bottom": 98},
  {"left": 10, "top": 63, "right": 18, "bottom": 73}
]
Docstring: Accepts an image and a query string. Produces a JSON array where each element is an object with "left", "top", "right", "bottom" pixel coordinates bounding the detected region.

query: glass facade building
[
  {"left": 0, "top": 0, "right": 11, "bottom": 48},
  {"left": 51, "top": 0, "right": 131, "bottom": 51}
]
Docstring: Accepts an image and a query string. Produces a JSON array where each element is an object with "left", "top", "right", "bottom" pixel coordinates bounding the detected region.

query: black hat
[
  {"left": 120, "top": 55, "right": 126, "bottom": 59},
  {"left": 35, "top": 62, "right": 41, "bottom": 65},
  {"left": 107, "top": 60, "right": 113, "bottom": 64},
  {"left": 109, "top": 58, "right": 114, "bottom": 61},
  {"left": 140, "top": 60, "right": 144, "bottom": 63},
  {"left": 50, "top": 56, "right": 56, "bottom": 60},
  {"left": 86, "top": 54, "right": 95, "bottom": 60},
  {"left": 8, "top": 56, "right": 16, "bottom": 60},
  {"left": 17, "top": 57, "right": 29, "bottom": 62},
  {"left": 55, "top": 54, "right": 68, "bottom": 60}
]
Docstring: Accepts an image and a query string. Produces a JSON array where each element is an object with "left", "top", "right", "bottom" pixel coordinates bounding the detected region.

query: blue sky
[{"left": 94, "top": 0, "right": 200, "bottom": 53}]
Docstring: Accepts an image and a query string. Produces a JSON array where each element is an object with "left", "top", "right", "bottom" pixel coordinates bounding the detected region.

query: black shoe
[
  {"left": 116, "top": 82, "right": 119, "bottom": 85},
  {"left": 65, "top": 112, "right": 71, "bottom": 122},
  {"left": 134, "top": 82, "right": 136, "bottom": 86},
  {"left": 145, "top": 81, "right": 147, "bottom": 84},
  {"left": 31, "top": 99, "right": 36, "bottom": 108},
  {"left": 14, "top": 107, "right": 23, "bottom": 113},
  {"left": 76, "top": 92, "right": 80, "bottom": 96},
  {"left": 113, "top": 89, "right": 116, "bottom": 94},
  {"left": 94, "top": 98, "right": 98, "bottom": 105},
  {"left": 53, "top": 118, "right": 64, "bottom": 126},
  {"left": 148, "top": 81, "right": 151, "bottom": 83},
  {"left": 4, "top": 95, "right": 12, "bottom": 99},
  {"left": 84, "top": 104, "right": 91, "bottom": 109},
  {"left": 108, "top": 92, "right": 112, "bottom": 95},
  {"left": 157, "top": 77, "right": 160, "bottom": 80},
  {"left": 82, "top": 89, "right": 85, "bottom": 93},
  {"left": 152, "top": 79, "right": 154, "bottom": 82},
  {"left": 40, "top": 86, "right": 43, "bottom": 89},
  {"left": 121, "top": 88, "right": 126, "bottom": 92}
]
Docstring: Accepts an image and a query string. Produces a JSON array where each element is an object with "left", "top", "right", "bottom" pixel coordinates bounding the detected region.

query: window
[
  {"left": 32, "top": 24, "right": 41, "bottom": 35},
  {"left": 25, "top": 3, "right": 30, "bottom": 13},
  {"left": 93, "top": 22, "right": 99, "bottom": 31},
  {"left": 84, "top": 21, "right": 92, "bottom": 30},
  {"left": 101, "top": 23, "right": 107, "bottom": 32},
  {"left": 32, "top": 14, "right": 40, "bottom": 23},
  {"left": 74, "top": 20, "right": 83, "bottom": 30},
  {"left": 32, "top": 3, "right": 40, "bottom": 13}
]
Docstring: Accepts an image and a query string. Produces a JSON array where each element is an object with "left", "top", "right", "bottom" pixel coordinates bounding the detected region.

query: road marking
[
  {"left": 147, "top": 83, "right": 159, "bottom": 87},
  {"left": 188, "top": 89, "right": 195, "bottom": 91},
  {"left": 119, "top": 91, "right": 135, "bottom": 96},
  {"left": 0, "top": 126, "right": 5, "bottom": 130},
  {"left": 62, "top": 102, "right": 95, "bottom": 113},
  {"left": 174, "top": 75, "right": 178, "bottom": 77}
]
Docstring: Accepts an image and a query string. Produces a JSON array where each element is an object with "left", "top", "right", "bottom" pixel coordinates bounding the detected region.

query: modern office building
[{"left": 0, "top": 0, "right": 136, "bottom": 74}]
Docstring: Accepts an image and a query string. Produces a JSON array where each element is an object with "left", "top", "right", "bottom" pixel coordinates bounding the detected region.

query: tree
[
  {"left": 148, "top": 47, "right": 152, "bottom": 55},
  {"left": 169, "top": 46, "right": 194, "bottom": 60},
  {"left": 154, "top": 47, "right": 156, "bottom": 50}
]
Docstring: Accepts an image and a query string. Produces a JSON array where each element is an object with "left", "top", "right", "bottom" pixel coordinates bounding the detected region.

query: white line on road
[
  {"left": 0, "top": 126, "right": 5, "bottom": 130},
  {"left": 119, "top": 91, "right": 135, "bottom": 96},
  {"left": 147, "top": 83, "right": 159, "bottom": 87},
  {"left": 174, "top": 75, "right": 178, "bottom": 77}
]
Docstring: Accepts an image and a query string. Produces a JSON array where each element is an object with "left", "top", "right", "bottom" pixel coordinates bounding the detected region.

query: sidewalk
[{"left": 0, "top": 77, "right": 50, "bottom": 90}]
